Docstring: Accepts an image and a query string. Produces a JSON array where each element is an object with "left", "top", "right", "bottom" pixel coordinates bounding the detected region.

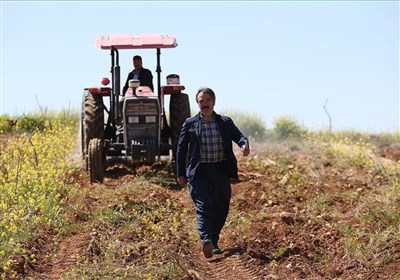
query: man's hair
[
  {"left": 133, "top": 55, "right": 142, "bottom": 61},
  {"left": 196, "top": 87, "right": 216, "bottom": 103}
]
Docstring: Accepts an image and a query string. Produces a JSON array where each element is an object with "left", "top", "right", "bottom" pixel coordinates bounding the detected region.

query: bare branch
[
  {"left": 323, "top": 98, "right": 332, "bottom": 133},
  {"left": 35, "top": 95, "right": 48, "bottom": 116}
]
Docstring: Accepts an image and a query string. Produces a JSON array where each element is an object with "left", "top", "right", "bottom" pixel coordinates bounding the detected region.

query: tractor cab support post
[
  {"left": 156, "top": 48, "right": 162, "bottom": 100},
  {"left": 156, "top": 48, "right": 162, "bottom": 159},
  {"left": 156, "top": 48, "right": 165, "bottom": 124},
  {"left": 111, "top": 47, "right": 121, "bottom": 122},
  {"left": 156, "top": 48, "right": 166, "bottom": 128}
]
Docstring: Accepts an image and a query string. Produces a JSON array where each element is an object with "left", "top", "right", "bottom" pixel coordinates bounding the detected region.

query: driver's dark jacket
[{"left": 122, "top": 67, "right": 154, "bottom": 94}]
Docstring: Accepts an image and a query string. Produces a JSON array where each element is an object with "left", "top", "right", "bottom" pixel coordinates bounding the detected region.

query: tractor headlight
[
  {"left": 128, "top": 116, "right": 139, "bottom": 123},
  {"left": 145, "top": 116, "right": 156, "bottom": 123}
]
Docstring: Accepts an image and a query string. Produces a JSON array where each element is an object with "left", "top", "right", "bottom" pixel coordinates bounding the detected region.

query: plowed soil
[{"left": 25, "top": 142, "right": 400, "bottom": 280}]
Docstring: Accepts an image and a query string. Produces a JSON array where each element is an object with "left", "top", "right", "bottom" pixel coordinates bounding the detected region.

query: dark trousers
[{"left": 188, "top": 161, "right": 231, "bottom": 247}]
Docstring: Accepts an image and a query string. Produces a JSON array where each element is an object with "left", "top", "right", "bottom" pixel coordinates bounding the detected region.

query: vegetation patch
[
  {"left": 1, "top": 111, "right": 399, "bottom": 279},
  {"left": 63, "top": 178, "right": 195, "bottom": 280},
  {"left": 0, "top": 111, "right": 79, "bottom": 278}
]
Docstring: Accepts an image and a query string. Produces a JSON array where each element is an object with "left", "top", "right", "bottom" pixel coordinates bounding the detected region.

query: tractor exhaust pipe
[{"left": 111, "top": 47, "right": 121, "bottom": 121}]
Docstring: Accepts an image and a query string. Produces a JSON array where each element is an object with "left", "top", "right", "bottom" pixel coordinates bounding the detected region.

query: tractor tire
[
  {"left": 80, "top": 92, "right": 87, "bottom": 159},
  {"left": 82, "top": 91, "right": 104, "bottom": 169},
  {"left": 170, "top": 92, "right": 190, "bottom": 159},
  {"left": 88, "top": 138, "right": 104, "bottom": 183},
  {"left": 80, "top": 91, "right": 86, "bottom": 159},
  {"left": 80, "top": 109, "right": 85, "bottom": 159}
]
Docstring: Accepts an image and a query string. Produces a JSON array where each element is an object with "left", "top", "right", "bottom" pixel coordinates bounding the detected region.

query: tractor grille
[
  {"left": 132, "top": 139, "right": 156, "bottom": 146},
  {"left": 125, "top": 98, "right": 159, "bottom": 116},
  {"left": 123, "top": 96, "right": 160, "bottom": 157}
]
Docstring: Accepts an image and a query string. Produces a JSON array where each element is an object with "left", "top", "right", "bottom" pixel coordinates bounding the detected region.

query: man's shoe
[
  {"left": 202, "top": 240, "right": 213, "bottom": 258},
  {"left": 212, "top": 247, "right": 222, "bottom": 254}
]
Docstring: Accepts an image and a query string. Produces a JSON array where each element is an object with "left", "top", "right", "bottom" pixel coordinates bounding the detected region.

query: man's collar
[{"left": 200, "top": 112, "right": 215, "bottom": 121}]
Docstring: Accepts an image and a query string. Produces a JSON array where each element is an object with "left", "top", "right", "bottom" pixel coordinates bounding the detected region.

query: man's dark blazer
[
  {"left": 176, "top": 112, "right": 249, "bottom": 182},
  {"left": 122, "top": 67, "right": 154, "bottom": 94}
]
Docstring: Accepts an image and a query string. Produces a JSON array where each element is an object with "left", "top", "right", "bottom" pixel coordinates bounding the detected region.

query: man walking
[{"left": 176, "top": 87, "right": 250, "bottom": 258}]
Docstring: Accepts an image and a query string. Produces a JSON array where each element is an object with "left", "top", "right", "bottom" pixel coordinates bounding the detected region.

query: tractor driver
[{"left": 122, "top": 55, "right": 154, "bottom": 95}]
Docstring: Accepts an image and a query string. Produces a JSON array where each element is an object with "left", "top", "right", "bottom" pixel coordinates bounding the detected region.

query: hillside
[
  {"left": 29, "top": 139, "right": 400, "bottom": 279},
  {"left": 0, "top": 123, "right": 399, "bottom": 279}
]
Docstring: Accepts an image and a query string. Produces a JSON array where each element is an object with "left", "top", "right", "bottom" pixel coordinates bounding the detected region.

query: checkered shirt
[{"left": 200, "top": 116, "right": 227, "bottom": 163}]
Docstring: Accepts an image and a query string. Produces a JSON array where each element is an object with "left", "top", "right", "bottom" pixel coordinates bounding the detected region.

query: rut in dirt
[
  {"left": 170, "top": 175, "right": 265, "bottom": 280},
  {"left": 43, "top": 232, "right": 89, "bottom": 280},
  {"left": 105, "top": 163, "right": 265, "bottom": 280},
  {"left": 193, "top": 252, "right": 262, "bottom": 280}
]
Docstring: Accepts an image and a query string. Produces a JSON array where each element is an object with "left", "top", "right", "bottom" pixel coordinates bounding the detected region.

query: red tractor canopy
[{"left": 95, "top": 34, "right": 178, "bottom": 50}]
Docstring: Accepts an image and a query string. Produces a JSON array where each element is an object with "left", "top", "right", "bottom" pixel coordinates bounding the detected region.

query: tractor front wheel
[
  {"left": 88, "top": 138, "right": 104, "bottom": 183},
  {"left": 82, "top": 90, "right": 104, "bottom": 170},
  {"left": 170, "top": 92, "right": 191, "bottom": 159}
]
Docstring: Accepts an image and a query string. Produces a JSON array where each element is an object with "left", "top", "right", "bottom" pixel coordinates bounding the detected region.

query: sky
[{"left": 1, "top": 1, "right": 399, "bottom": 133}]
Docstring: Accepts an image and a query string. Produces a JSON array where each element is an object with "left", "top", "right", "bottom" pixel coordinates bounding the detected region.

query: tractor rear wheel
[
  {"left": 88, "top": 138, "right": 104, "bottom": 183},
  {"left": 82, "top": 91, "right": 104, "bottom": 169},
  {"left": 80, "top": 109, "right": 85, "bottom": 159},
  {"left": 170, "top": 92, "right": 190, "bottom": 159}
]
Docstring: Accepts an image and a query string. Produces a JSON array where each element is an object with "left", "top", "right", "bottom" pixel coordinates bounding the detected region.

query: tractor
[{"left": 81, "top": 34, "right": 191, "bottom": 182}]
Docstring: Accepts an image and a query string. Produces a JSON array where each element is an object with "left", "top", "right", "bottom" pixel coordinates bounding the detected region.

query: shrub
[
  {"left": 221, "top": 110, "right": 266, "bottom": 141},
  {"left": 272, "top": 115, "right": 305, "bottom": 140},
  {"left": 0, "top": 115, "right": 17, "bottom": 134},
  {"left": 16, "top": 114, "right": 46, "bottom": 132},
  {"left": 1, "top": 110, "right": 79, "bottom": 134}
]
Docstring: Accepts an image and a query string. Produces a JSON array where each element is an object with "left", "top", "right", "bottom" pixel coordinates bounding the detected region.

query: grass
[
  {"left": 0, "top": 111, "right": 399, "bottom": 278},
  {"left": 236, "top": 130, "right": 400, "bottom": 275},
  {"left": 62, "top": 178, "right": 195, "bottom": 280}
]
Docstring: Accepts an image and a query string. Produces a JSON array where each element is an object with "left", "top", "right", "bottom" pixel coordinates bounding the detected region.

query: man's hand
[
  {"left": 241, "top": 144, "right": 250, "bottom": 156},
  {"left": 177, "top": 176, "right": 188, "bottom": 187}
]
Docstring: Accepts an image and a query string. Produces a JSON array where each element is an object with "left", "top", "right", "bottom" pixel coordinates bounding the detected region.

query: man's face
[
  {"left": 133, "top": 58, "right": 142, "bottom": 70},
  {"left": 197, "top": 92, "right": 215, "bottom": 118}
]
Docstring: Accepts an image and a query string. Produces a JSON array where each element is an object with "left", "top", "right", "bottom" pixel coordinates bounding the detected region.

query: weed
[{"left": 0, "top": 112, "right": 79, "bottom": 278}]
